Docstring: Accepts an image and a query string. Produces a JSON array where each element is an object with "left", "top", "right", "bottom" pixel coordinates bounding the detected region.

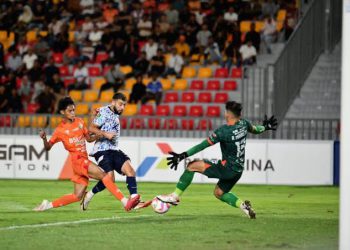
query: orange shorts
[{"left": 70, "top": 154, "right": 90, "bottom": 186}]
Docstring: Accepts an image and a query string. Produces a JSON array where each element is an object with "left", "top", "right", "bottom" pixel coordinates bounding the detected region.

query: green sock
[
  {"left": 173, "top": 170, "right": 194, "bottom": 197},
  {"left": 220, "top": 192, "right": 243, "bottom": 208}
]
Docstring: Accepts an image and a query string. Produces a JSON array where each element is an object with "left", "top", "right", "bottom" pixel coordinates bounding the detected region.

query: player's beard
[{"left": 112, "top": 106, "right": 123, "bottom": 115}]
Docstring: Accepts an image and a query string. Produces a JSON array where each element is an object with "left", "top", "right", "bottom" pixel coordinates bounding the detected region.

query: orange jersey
[{"left": 49, "top": 117, "right": 89, "bottom": 159}]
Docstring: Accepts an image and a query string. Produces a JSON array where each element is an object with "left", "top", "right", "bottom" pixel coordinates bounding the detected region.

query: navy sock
[
  {"left": 126, "top": 176, "right": 137, "bottom": 195},
  {"left": 92, "top": 181, "right": 106, "bottom": 194}
]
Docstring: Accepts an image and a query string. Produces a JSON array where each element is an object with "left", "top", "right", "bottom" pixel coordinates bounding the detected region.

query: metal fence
[{"left": 0, "top": 114, "right": 339, "bottom": 140}]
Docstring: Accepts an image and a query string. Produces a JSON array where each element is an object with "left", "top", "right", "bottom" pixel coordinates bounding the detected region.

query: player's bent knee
[
  {"left": 213, "top": 187, "right": 224, "bottom": 199},
  {"left": 187, "top": 160, "right": 206, "bottom": 173}
]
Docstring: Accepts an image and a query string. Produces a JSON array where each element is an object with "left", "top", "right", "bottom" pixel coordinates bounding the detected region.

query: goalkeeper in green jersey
[{"left": 157, "top": 101, "right": 278, "bottom": 219}]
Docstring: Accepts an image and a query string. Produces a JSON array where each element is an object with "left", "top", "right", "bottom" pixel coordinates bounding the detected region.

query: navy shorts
[{"left": 94, "top": 150, "right": 130, "bottom": 175}]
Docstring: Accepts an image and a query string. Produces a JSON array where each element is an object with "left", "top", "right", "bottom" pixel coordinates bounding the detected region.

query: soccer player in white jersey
[{"left": 81, "top": 92, "right": 150, "bottom": 210}]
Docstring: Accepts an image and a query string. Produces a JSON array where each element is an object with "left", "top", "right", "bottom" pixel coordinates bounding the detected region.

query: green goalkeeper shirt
[{"left": 186, "top": 119, "right": 265, "bottom": 172}]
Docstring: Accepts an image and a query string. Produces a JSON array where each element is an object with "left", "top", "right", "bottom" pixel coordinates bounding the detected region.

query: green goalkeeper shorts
[{"left": 203, "top": 159, "right": 243, "bottom": 193}]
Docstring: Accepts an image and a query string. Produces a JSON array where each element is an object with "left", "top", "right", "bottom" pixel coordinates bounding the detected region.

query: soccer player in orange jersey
[{"left": 33, "top": 97, "right": 140, "bottom": 212}]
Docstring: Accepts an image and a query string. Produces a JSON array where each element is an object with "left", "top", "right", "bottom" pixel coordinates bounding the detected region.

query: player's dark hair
[
  {"left": 225, "top": 101, "right": 242, "bottom": 117},
  {"left": 112, "top": 92, "right": 127, "bottom": 101},
  {"left": 58, "top": 96, "right": 75, "bottom": 112}
]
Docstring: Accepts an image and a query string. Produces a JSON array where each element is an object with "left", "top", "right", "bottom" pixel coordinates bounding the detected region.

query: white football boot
[
  {"left": 156, "top": 194, "right": 180, "bottom": 206},
  {"left": 33, "top": 200, "right": 52, "bottom": 211},
  {"left": 80, "top": 191, "right": 94, "bottom": 211},
  {"left": 240, "top": 200, "right": 256, "bottom": 219}
]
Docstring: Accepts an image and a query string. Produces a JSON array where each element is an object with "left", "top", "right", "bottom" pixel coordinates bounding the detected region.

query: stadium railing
[{"left": 0, "top": 114, "right": 339, "bottom": 140}]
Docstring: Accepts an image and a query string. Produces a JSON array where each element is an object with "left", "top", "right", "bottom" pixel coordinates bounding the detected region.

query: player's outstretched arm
[
  {"left": 39, "top": 129, "right": 53, "bottom": 151},
  {"left": 167, "top": 139, "right": 212, "bottom": 170}
]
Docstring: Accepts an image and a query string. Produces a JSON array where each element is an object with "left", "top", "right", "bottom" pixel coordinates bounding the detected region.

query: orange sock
[
  {"left": 52, "top": 194, "right": 80, "bottom": 208},
  {"left": 102, "top": 175, "right": 125, "bottom": 201}
]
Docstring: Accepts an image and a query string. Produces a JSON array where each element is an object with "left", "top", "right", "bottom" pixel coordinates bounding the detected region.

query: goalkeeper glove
[
  {"left": 167, "top": 151, "right": 188, "bottom": 171},
  {"left": 263, "top": 115, "right": 278, "bottom": 131}
]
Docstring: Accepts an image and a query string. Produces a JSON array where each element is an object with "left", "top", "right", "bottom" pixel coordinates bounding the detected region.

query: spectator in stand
[
  {"left": 224, "top": 41, "right": 241, "bottom": 70},
  {"left": 28, "top": 60, "right": 42, "bottom": 83},
  {"left": 17, "top": 37, "right": 29, "bottom": 56},
  {"left": 131, "top": 2, "right": 144, "bottom": 25},
  {"left": 52, "top": 31, "right": 69, "bottom": 53},
  {"left": 143, "top": 37, "right": 158, "bottom": 61},
  {"left": 35, "top": 85, "right": 56, "bottom": 114},
  {"left": 134, "top": 51, "right": 149, "bottom": 76},
  {"left": 80, "top": 40, "right": 95, "bottom": 61},
  {"left": 103, "top": 3, "right": 118, "bottom": 24},
  {"left": 197, "top": 24, "right": 212, "bottom": 49},
  {"left": 88, "top": 25, "right": 103, "bottom": 47},
  {"left": 48, "top": 17, "right": 64, "bottom": 36},
  {"left": 159, "top": 37, "right": 171, "bottom": 54},
  {"left": 224, "top": 7, "right": 238, "bottom": 24},
  {"left": 0, "top": 85, "right": 8, "bottom": 113},
  {"left": 18, "top": 75, "right": 32, "bottom": 109},
  {"left": 7, "top": 88, "right": 22, "bottom": 113},
  {"left": 22, "top": 48, "right": 38, "bottom": 70},
  {"left": 80, "top": 0, "right": 95, "bottom": 18},
  {"left": 30, "top": 3, "right": 46, "bottom": 29},
  {"left": 174, "top": 35, "right": 190, "bottom": 58},
  {"left": 129, "top": 74, "right": 146, "bottom": 104},
  {"left": 158, "top": 14, "right": 170, "bottom": 33},
  {"left": 48, "top": 73, "right": 65, "bottom": 96},
  {"left": 68, "top": 60, "right": 89, "bottom": 92},
  {"left": 261, "top": 16, "right": 277, "bottom": 54},
  {"left": 74, "top": 25, "right": 88, "bottom": 48},
  {"left": 245, "top": 23, "right": 261, "bottom": 52},
  {"left": 63, "top": 43, "right": 81, "bottom": 65},
  {"left": 164, "top": 25, "right": 179, "bottom": 47},
  {"left": 32, "top": 79, "right": 45, "bottom": 103},
  {"left": 239, "top": 40, "right": 257, "bottom": 65},
  {"left": 17, "top": 5, "right": 33, "bottom": 25},
  {"left": 165, "top": 4, "right": 179, "bottom": 26},
  {"left": 3, "top": 72, "right": 16, "bottom": 95},
  {"left": 33, "top": 35, "right": 50, "bottom": 63},
  {"left": 149, "top": 49, "right": 166, "bottom": 76},
  {"left": 44, "top": 57, "right": 59, "bottom": 84},
  {"left": 98, "top": 62, "right": 125, "bottom": 98},
  {"left": 96, "top": 16, "right": 109, "bottom": 30},
  {"left": 137, "top": 14, "right": 153, "bottom": 39},
  {"left": 141, "top": 72, "right": 163, "bottom": 106},
  {"left": 204, "top": 36, "right": 223, "bottom": 65},
  {"left": 82, "top": 16, "right": 94, "bottom": 33},
  {"left": 165, "top": 47, "right": 184, "bottom": 77},
  {"left": 111, "top": 38, "right": 128, "bottom": 65},
  {"left": 6, "top": 50, "right": 22, "bottom": 73},
  {"left": 261, "top": 0, "right": 279, "bottom": 18}
]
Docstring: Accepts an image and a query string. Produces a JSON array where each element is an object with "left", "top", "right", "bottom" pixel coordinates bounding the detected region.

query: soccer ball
[{"left": 151, "top": 197, "right": 171, "bottom": 214}]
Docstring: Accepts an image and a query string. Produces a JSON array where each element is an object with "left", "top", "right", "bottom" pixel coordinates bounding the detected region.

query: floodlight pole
[{"left": 340, "top": 0, "right": 350, "bottom": 249}]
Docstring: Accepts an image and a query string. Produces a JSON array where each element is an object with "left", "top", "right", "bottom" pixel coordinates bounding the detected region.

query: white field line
[{"left": 0, "top": 214, "right": 155, "bottom": 231}]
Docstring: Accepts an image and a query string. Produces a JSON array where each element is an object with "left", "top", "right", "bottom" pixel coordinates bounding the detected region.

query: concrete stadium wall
[{"left": 0, "top": 135, "right": 334, "bottom": 185}]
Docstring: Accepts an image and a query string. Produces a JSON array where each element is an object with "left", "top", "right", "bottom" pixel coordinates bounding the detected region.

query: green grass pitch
[{"left": 0, "top": 180, "right": 338, "bottom": 250}]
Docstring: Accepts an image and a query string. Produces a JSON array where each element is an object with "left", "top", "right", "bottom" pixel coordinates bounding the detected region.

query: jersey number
[{"left": 235, "top": 139, "right": 246, "bottom": 158}]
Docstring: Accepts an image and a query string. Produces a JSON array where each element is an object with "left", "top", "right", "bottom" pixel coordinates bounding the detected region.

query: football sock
[
  {"left": 102, "top": 175, "right": 125, "bottom": 201},
  {"left": 52, "top": 194, "right": 80, "bottom": 208},
  {"left": 92, "top": 181, "right": 106, "bottom": 194},
  {"left": 174, "top": 170, "right": 194, "bottom": 197},
  {"left": 126, "top": 176, "right": 137, "bottom": 195},
  {"left": 219, "top": 192, "right": 242, "bottom": 208}
]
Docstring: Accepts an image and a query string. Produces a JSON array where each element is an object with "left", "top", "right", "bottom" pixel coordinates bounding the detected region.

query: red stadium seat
[
  {"left": 181, "top": 92, "right": 195, "bottom": 103},
  {"left": 148, "top": 118, "right": 161, "bottom": 129},
  {"left": 64, "top": 78, "right": 75, "bottom": 87},
  {"left": 173, "top": 105, "right": 187, "bottom": 116},
  {"left": 190, "top": 80, "right": 204, "bottom": 90},
  {"left": 206, "top": 106, "right": 221, "bottom": 117},
  {"left": 189, "top": 105, "right": 203, "bottom": 117},
  {"left": 214, "top": 93, "right": 229, "bottom": 103},
  {"left": 139, "top": 105, "right": 154, "bottom": 116},
  {"left": 197, "top": 119, "right": 212, "bottom": 130},
  {"left": 59, "top": 65, "right": 70, "bottom": 76},
  {"left": 181, "top": 119, "right": 194, "bottom": 130},
  {"left": 0, "top": 115, "right": 12, "bottom": 127},
  {"left": 164, "top": 92, "right": 179, "bottom": 103},
  {"left": 198, "top": 92, "right": 212, "bottom": 103},
  {"left": 130, "top": 118, "right": 145, "bottom": 129},
  {"left": 231, "top": 68, "right": 242, "bottom": 78},
  {"left": 156, "top": 105, "right": 170, "bottom": 116},
  {"left": 207, "top": 80, "right": 220, "bottom": 90},
  {"left": 88, "top": 67, "right": 101, "bottom": 76},
  {"left": 223, "top": 81, "right": 237, "bottom": 90},
  {"left": 214, "top": 68, "right": 229, "bottom": 78},
  {"left": 95, "top": 52, "right": 109, "bottom": 63},
  {"left": 163, "top": 119, "right": 178, "bottom": 129},
  {"left": 120, "top": 118, "right": 127, "bottom": 129},
  {"left": 52, "top": 53, "right": 63, "bottom": 64}
]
